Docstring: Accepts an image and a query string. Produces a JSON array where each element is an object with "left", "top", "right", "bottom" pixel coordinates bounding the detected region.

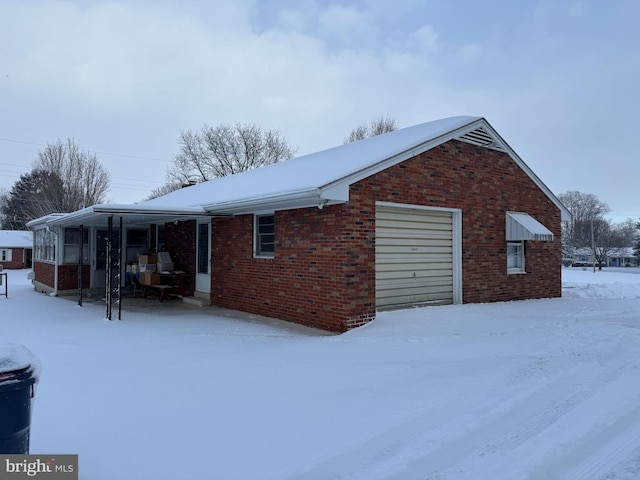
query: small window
[
  {"left": 255, "top": 214, "right": 275, "bottom": 257},
  {"left": 34, "top": 229, "right": 56, "bottom": 262},
  {"left": 126, "top": 229, "right": 149, "bottom": 263},
  {"left": 63, "top": 227, "right": 89, "bottom": 264},
  {"left": 507, "top": 241, "right": 525, "bottom": 274},
  {"left": 0, "top": 249, "right": 11, "bottom": 262}
]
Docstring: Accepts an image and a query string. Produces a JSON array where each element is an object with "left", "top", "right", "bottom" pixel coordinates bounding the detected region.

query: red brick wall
[
  {"left": 210, "top": 139, "right": 561, "bottom": 332},
  {"left": 57, "top": 264, "right": 91, "bottom": 291},
  {"left": 352, "top": 140, "right": 562, "bottom": 305},
  {"left": 33, "top": 261, "right": 55, "bottom": 289},
  {"left": 210, "top": 207, "right": 372, "bottom": 332},
  {"left": 165, "top": 220, "right": 196, "bottom": 295},
  {"left": 1, "top": 248, "right": 29, "bottom": 269}
]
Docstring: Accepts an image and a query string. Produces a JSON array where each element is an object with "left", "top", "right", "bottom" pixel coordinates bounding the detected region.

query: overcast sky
[{"left": 1, "top": 0, "right": 638, "bottom": 221}]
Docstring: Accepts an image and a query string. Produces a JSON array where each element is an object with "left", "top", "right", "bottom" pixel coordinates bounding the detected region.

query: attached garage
[{"left": 375, "top": 203, "right": 462, "bottom": 310}]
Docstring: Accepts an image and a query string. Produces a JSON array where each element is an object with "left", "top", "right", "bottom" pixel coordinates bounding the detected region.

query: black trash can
[{"left": 0, "top": 345, "right": 40, "bottom": 454}]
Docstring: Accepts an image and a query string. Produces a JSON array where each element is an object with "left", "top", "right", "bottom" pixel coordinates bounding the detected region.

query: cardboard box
[
  {"left": 138, "top": 254, "right": 157, "bottom": 265},
  {"left": 141, "top": 272, "right": 160, "bottom": 286},
  {"left": 139, "top": 263, "right": 156, "bottom": 273}
]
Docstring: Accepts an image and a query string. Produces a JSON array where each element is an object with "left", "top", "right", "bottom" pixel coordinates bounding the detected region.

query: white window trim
[
  {"left": 0, "top": 249, "right": 12, "bottom": 262},
  {"left": 507, "top": 241, "right": 526, "bottom": 274},
  {"left": 62, "top": 227, "right": 89, "bottom": 265},
  {"left": 254, "top": 213, "right": 275, "bottom": 259}
]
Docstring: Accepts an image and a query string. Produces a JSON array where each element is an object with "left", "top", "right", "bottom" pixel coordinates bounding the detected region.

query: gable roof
[
  {"left": 0, "top": 230, "right": 32, "bottom": 248},
  {"left": 28, "top": 116, "right": 571, "bottom": 229},
  {"left": 143, "top": 116, "right": 570, "bottom": 220}
]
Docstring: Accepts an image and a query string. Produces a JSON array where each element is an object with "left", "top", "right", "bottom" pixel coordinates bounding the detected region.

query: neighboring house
[
  {"left": 0, "top": 230, "right": 33, "bottom": 269},
  {"left": 608, "top": 247, "right": 638, "bottom": 267},
  {"left": 27, "top": 116, "right": 571, "bottom": 332},
  {"left": 569, "top": 247, "right": 638, "bottom": 267}
]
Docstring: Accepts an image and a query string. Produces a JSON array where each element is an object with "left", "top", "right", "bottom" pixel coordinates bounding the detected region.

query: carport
[{"left": 28, "top": 204, "right": 220, "bottom": 319}]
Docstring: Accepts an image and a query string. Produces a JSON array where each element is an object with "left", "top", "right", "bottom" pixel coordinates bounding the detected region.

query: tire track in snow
[
  {"left": 415, "top": 347, "right": 640, "bottom": 480},
  {"left": 534, "top": 381, "right": 640, "bottom": 480}
]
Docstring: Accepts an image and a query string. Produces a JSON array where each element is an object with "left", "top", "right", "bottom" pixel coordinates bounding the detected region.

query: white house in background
[
  {"left": 0, "top": 230, "right": 33, "bottom": 269},
  {"left": 606, "top": 247, "right": 638, "bottom": 267},
  {"left": 569, "top": 247, "right": 638, "bottom": 267}
]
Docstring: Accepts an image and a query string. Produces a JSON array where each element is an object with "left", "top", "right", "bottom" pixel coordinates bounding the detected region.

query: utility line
[{"left": 0, "top": 137, "right": 170, "bottom": 163}]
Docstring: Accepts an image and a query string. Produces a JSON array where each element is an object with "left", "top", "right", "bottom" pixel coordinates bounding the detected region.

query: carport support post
[
  {"left": 106, "top": 216, "right": 112, "bottom": 320},
  {"left": 118, "top": 216, "right": 123, "bottom": 320},
  {"left": 78, "top": 224, "right": 84, "bottom": 307}
]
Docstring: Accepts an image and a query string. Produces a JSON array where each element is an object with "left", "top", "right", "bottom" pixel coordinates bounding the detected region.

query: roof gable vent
[{"left": 457, "top": 126, "right": 504, "bottom": 151}]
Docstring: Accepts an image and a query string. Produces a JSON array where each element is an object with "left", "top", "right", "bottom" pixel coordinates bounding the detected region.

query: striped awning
[{"left": 506, "top": 212, "right": 554, "bottom": 242}]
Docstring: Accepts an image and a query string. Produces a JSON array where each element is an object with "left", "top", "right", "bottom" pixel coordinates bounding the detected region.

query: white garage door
[{"left": 376, "top": 205, "right": 454, "bottom": 309}]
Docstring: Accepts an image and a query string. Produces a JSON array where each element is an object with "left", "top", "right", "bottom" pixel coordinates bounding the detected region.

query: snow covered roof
[
  {"left": 0, "top": 230, "right": 32, "bottom": 248},
  {"left": 29, "top": 116, "right": 572, "bottom": 227},
  {"left": 27, "top": 205, "right": 212, "bottom": 229},
  {"left": 142, "top": 116, "right": 570, "bottom": 220}
]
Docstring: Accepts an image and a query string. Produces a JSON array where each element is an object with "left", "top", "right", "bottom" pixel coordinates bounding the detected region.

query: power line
[{"left": 0, "top": 137, "right": 171, "bottom": 163}]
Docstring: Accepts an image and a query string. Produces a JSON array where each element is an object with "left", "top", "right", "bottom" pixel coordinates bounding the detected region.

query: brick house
[
  {"left": 0, "top": 230, "right": 32, "bottom": 269},
  {"left": 27, "top": 116, "right": 570, "bottom": 331}
]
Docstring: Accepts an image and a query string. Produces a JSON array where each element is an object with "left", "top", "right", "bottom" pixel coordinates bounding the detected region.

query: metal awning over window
[{"left": 506, "top": 212, "right": 554, "bottom": 242}]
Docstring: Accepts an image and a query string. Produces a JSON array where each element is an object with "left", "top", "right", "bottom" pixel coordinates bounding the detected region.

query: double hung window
[{"left": 254, "top": 214, "right": 275, "bottom": 258}]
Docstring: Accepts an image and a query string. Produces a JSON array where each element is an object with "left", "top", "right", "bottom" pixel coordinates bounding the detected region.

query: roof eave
[{"left": 203, "top": 188, "right": 347, "bottom": 215}]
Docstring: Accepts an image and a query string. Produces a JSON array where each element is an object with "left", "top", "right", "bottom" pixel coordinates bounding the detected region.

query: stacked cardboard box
[{"left": 141, "top": 272, "right": 161, "bottom": 285}]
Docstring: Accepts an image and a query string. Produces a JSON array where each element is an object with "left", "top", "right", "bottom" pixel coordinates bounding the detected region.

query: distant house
[
  {"left": 569, "top": 247, "right": 638, "bottom": 267},
  {"left": 0, "top": 230, "right": 33, "bottom": 269},
  {"left": 27, "top": 116, "right": 571, "bottom": 332}
]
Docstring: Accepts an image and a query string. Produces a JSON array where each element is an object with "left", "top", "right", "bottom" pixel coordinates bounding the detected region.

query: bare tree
[
  {"left": 344, "top": 115, "right": 397, "bottom": 143},
  {"left": 558, "top": 191, "right": 611, "bottom": 271},
  {"left": 634, "top": 220, "right": 640, "bottom": 263},
  {"left": 35, "top": 138, "right": 110, "bottom": 211},
  {"left": 614, "top": 218, "right": 639, "bottom": 246},
  {"left": 145, "top": 179, "right": 186, "bottom": 201},
  {"left": 160, "top": 123, "right": 296, "bottom": 193}
]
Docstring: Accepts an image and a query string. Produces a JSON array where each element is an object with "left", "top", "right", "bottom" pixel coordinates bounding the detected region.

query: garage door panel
[
  {"left": 376, "top": 289, "right": 454, "bottom": 308},
  {"left": 376, "top": 206, "right": 455, "bottom": 310},
  {"left": 377, "top": 236, "right": 452, "bottom": 247},
  {"left": 376, "top": 245, "right": 453, "bottom": 263},
  {"left": 376, "top": 219, "right": 453, "bottom": 232},
  {"left": 376, "top": 253, "right": 453, "bottom": 269},
  {"left": 376, "top": 268, "right": 454, "bottom": 280},
  {"left": 377, "top": 279, "right": 453, "bottom": 292}
]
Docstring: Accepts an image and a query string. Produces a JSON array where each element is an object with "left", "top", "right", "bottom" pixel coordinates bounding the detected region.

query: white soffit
[{"left": 506, "top": 212, "right": 555, "bottom": 242}]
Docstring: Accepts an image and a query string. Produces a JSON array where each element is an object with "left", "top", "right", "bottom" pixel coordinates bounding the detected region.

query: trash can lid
[{"left": 0, "top": 344, "right": 41, "bottom": 382}]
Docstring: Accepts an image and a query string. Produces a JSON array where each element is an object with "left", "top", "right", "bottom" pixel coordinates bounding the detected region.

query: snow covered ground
[{"left": 2, "top": 267, "right": 640, "bottom": 479}]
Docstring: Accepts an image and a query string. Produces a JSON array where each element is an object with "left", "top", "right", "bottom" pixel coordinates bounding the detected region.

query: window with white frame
[
  {"left": 254, "top": 214, "right": 275, "bottom": 257},
  {"left": 34, "top": 228, "right": 56, "bottom": 262},
  {"left": 0, "top": 249, "right": 11, "bottom": 262},
  {"left": 507, "top": 241, "right": 525, "bottom": 273},
  {"left": 63, "top": 227, "right": 89, "bottom": 264},
  {"left": 126, "top": 229, "right": 149, "bottom": 263}
]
